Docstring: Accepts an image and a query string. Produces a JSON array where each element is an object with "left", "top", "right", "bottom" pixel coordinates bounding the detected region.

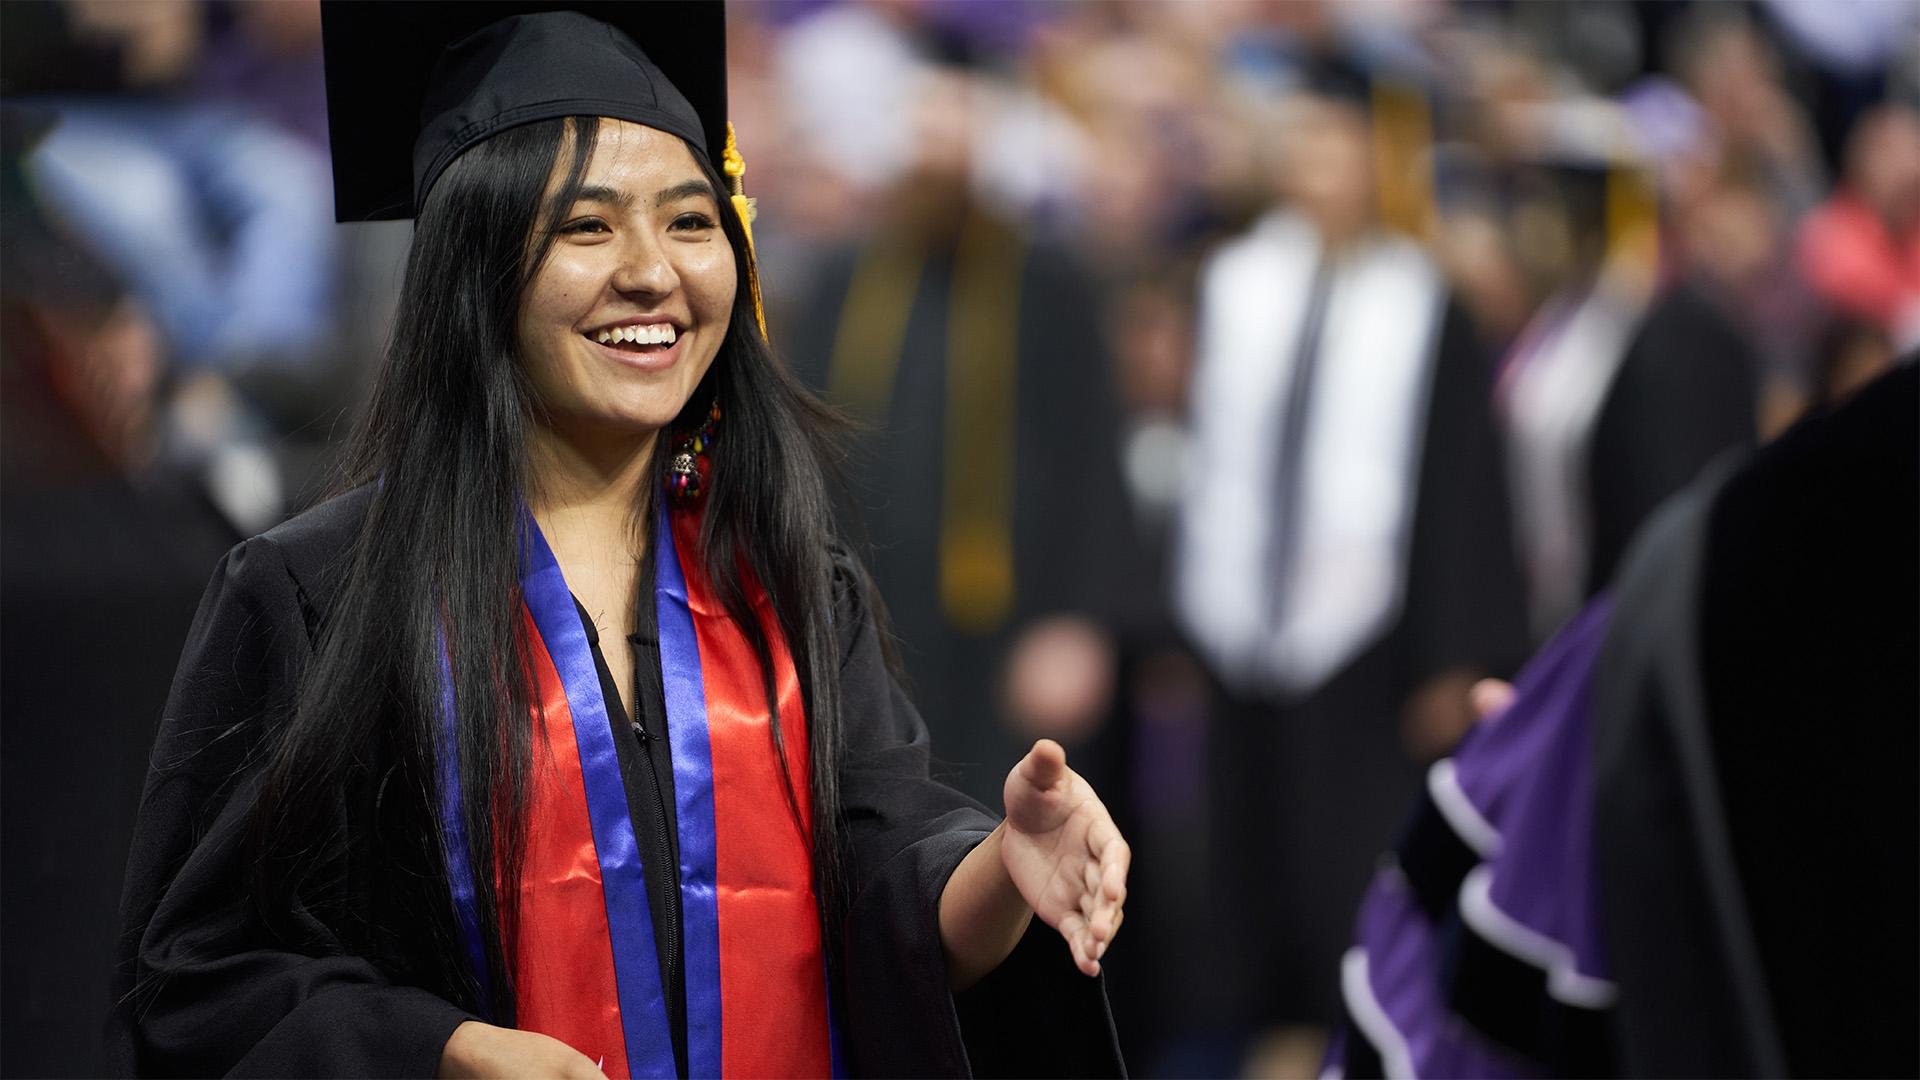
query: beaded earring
[{"left": 667, "top": 399, "right": 722, "bottom": 503}]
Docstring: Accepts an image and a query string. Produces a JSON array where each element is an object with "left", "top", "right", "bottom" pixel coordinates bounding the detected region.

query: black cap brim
[{"left": 321, "top": 1, "right": 727, "bottom": 223}]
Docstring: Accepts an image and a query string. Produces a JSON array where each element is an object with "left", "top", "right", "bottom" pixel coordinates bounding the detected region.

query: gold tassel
[
  {"left": 723, "top": 122, "right": 768, "bottom": 340},
  {"left": 1371, "top": 78, "right": 1436, "bottom": 241},
  {"left": 1605, "top": 160, "right": 1660, "bottom": 294}
]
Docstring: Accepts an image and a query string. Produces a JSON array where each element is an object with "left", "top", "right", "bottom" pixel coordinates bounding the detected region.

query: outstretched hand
[{"left": 1000, "top": 740, "right": 1130, "bottom": 976}]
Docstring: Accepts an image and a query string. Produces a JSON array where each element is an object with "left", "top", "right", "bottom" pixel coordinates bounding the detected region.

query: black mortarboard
[
  {"left": 1296, "top": 51, "right": 1374, "bottom": 111},
  {"left": 321, "top": 2, "right": 728, "bottom": 223}
]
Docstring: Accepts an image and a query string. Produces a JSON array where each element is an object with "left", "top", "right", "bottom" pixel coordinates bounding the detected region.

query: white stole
[
  {"left": 1176, "top": 212, "right": 1445, "bottom": 697},
  {"left": 1496, "top": 278, "right": 1649, "bottom": 638}
]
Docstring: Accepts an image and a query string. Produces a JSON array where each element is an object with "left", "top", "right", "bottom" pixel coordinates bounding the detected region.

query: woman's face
[{"left": 516, "top": 118, "right": 736, "bottom": 445}]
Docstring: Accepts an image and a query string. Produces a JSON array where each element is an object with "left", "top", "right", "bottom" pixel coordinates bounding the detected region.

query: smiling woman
[
  {"left": 518, "top": 123, "right": 736, "bottom": 444},
  {"left": 107, "top": 4, "right": 1127, "bottom": 1079}
]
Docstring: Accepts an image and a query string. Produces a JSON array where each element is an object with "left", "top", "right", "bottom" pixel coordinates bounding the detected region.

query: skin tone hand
[
  {"left": 1002, "top": 616, "right": 1117, "bottom": 745},
  {"left": 438, "top": 1020, "right": 607, "bottom": 1080},
  {"left": 1471, "top": 677, "right": 1516, "bottom": 719},
  {"left": 938, "top": 740, "right": 1130, "bottom": 989},
  {"left": 1400, "top": 669, "right": 1483, "bottom": 761}
]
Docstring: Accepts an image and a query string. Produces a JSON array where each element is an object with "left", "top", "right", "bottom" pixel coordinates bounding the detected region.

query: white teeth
[{"left": 593, "top": 324, "right": 679, "bottom": 346}]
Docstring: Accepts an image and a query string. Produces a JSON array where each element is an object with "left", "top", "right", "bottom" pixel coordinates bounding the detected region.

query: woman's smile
[{"left": 583, "top": 315, "right": 688, "bottom": 372}]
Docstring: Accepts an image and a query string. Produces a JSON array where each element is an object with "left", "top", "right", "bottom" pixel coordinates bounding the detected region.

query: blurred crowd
[{"left": 3, "top": 0, "right": 1916, "bottom": 1076}]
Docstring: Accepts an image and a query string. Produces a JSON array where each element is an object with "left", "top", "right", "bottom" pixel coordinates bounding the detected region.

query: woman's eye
[
  {"left": 560, "top": 218, "right": 610, "bottom": 235},
  {"left": 670, "top": 212, "right": 717, "bottom": 232}
]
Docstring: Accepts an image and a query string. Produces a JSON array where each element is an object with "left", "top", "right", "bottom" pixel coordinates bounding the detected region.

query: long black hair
[{"left": 247, "top": 116, "right": 849, "bottom": 1020}]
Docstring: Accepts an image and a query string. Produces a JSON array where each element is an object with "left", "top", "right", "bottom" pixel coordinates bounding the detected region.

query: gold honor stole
[{"left": 439, "top": 501, "right": 839, "bottom": 1077}]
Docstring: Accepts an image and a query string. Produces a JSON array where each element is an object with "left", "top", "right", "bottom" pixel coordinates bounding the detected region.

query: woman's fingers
[
  {"left": 1018, "top": 738, "right": 1069, "bottom": 790},
  {"left": 1087, "top": 815, "right": 1129, "bottom": 885},
  {"left": 1059, "top": 912, "right": 1099, "bottom": 975},
  {"left": 1074, "top": 928, "right": 1100, "bottom": 977},
  {"left": 1095, "top": 910, "right": 1124, "bottom": 960},
  {"left": 1076, "top": 811, "right": 1130, "bottom": 956},
  {"left": 1100, "top": 838, "right": 1130, "bottom": 897},
  {"left": 1011, "top": 762, "right": 1128, "bottom": 978}
]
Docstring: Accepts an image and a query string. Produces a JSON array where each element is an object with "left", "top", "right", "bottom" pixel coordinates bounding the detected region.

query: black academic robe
[
  {"left": 1584, "top": 280, "right": 1759, "bottom": 595},
  {"left": 1204, "top": 299, "right": 1530, "bottom": 1028},
  {"left": 106, "top": 486, "right": 1123, "bottom": 1078},
  {"left": 2, "top": 465, "right": 236, "bottom": 1079},
  {"left": 783, "top": 224, "right": 1142, "bottom": 807},
  {"left": 1322, "top": 362, "right": 1916, "bottom": 1080},
  {"left": 1595, "top": 360, "right": 1917, "bottom": 1078}
]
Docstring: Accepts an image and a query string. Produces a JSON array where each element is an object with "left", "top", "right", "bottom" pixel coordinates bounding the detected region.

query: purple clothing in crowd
[{"left": 1327, "top": 599, "right": 1617, "bottom": 1078}]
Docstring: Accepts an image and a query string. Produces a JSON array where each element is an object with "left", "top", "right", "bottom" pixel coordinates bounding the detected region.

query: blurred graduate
[{"left": 1173, "top": 56, "right": 1528, "bottom": 1038}]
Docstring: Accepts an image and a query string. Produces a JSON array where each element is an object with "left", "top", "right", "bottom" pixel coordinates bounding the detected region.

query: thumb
[{"left": 1017, "top": 738, "right": 1069, "bottom": 791}]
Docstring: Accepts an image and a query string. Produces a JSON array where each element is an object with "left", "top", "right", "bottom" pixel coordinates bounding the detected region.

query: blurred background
[{"left": 2, "top": 0, "right": 1915, "bottom": 1076}]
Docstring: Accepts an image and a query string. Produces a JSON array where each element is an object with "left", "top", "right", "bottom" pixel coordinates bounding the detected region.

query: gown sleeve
[
  {"left": 830, "top": 553, "right": 1125, "bottom": 1078},
  {"left": 107, "top": 536, "right": 472, "bottom": 1078}
]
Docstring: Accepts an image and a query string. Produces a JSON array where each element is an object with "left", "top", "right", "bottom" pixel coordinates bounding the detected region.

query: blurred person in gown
[
  {"left": 784, "top": 52, "right": 1140, "bottom": 807},
  {"left": 1173, "top": 56, "right": 1527, "bottom": 1057},
  {"left": 1325, "top": 359, "right": 1916, "bottom": 1078},
  {"left": 1492, "top": 103, "right": 1760, "bottom": 640},
  {"left": 0, "top": 104, "right": 236, "bottom": 1076}
]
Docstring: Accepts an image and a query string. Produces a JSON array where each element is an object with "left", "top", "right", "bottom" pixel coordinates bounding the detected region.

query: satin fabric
[
  {"left": 439, "top": 504, "right": 835, "bottom": 1078},
  {"left": 661, "top": 507, "right": 833, "bottom": 1078}
]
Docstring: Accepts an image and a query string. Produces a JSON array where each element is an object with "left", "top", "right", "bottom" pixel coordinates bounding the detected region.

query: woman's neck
[{"left": 525, "top": 421, "right": 659, "bottom": 555}]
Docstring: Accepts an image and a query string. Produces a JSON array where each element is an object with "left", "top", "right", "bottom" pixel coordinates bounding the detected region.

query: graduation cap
[
  {"left": 1498, "top": 97, "right": 1660, "bottom": 281},
  {"left": 320, "top": 1, "right": 766, "bottom": 333},
  {"left": 1294, "top": 51, "right": 1375, "bottom": 111},
  {"left": 322, "top": 1, "right": 730, "bottom": 222},
  {"left": 1284, "top": 50, "right": 1437, "bottom": 237}
]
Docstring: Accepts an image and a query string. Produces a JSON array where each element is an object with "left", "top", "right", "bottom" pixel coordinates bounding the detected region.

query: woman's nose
[{"left": 612, "top": 234, "right": 680, "bottom": 297}]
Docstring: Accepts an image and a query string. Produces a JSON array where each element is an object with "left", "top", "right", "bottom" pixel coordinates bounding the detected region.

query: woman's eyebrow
[
  {"left": 652, "top": 179, "right": 715, "bottom": 208},
  {"left": 570, "top": 184, "right": 635, "bottom": 210},
  {"left": 563, "top": 180, "right": 714, "bottom": 213}
]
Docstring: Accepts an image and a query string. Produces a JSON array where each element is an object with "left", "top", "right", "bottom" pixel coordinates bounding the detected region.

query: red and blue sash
[{"left": 439, "top": 502, "right": 840, "bottom": 1077}]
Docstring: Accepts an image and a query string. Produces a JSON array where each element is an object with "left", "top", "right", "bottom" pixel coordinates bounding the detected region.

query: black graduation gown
[
  {"left": 1594, "top": 360, "right": 1917, "bottom": 1078},
  {"left": 783, "top": 224, "right": 1143, "bottom": 807},
  {"left": 2, "top": 164, "right": 244, "bottom": 1072},
  {"left": 106, "top": 486, "right": 1123, "bottom": 1077},
  {"left": 1204, "top": 299, "right": 1530, "bottom": 1028},
  {"left": 1584, "top": 281, "right": 1759, "bottom": 595},
  {"left": 2, "top": 429, "right": 237, "bottom": 1079},
  {"left": 1319, "top": 362, "right": 1916, "bottom": 1080}
]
